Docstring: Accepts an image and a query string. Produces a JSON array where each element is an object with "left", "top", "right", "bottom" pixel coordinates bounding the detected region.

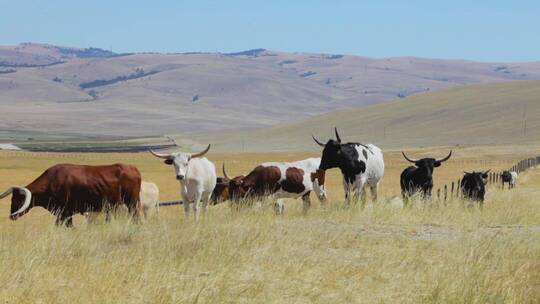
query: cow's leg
[
  {"left": 193, "top": 192, "right": 203, "bottom": 221},
  {"left": 65, "top": 216, "right": 73, "bottom": 227},
  {"left": 342, "top": 179, "right": 352, "bottom": 206},
  {"left": 302, "top": 192, "right": 311, "bottom": 215},
  {"left": 201, "top": 191, "right": 211, "bottom": 216},
  {"left": 402, "top": 190, "right": 409, "bottom": 206},
  {"left": 275, "top": 198, "right": 285, "bottom": 215},
  {"left": 123, "top": 190, "right": 143, "bottom": 223},
  {"left": 183, "top": 200, "right": 191, "bottom": 219},
  {"left": 86, "top": 212, "right": 98, "bottom": 224},
  {"left": 354, "top": 178, "right": 367, "bottom": 207},
  {"left": 56, "top": 211, "right": 73, "bottom": 227},
  {"left": 142, "top": 206, "right": 149, "bottom": 220},
  {"left": 104, "top": 205, "right": 112, "bottom": 222},
  {"left": 370, "top": 182, "right": 379, "bottom": 203},
  {"left": 423, "top": 186, "right": 432, "bottom": 200},
  {"left": 360, "top": 185, "right": 368, "bottom": 206}
]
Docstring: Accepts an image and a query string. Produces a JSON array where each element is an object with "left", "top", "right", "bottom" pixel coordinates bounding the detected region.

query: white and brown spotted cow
[{"left": 228, "top": 158, "right": 327, "bottom": 214}]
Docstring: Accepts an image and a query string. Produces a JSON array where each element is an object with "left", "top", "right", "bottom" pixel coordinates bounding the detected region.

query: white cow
[
  {"left": 139, "top": 181, "right": 159, "bottom": 218},
  {"left": 150, "top": 143, "right": 216, "bottom": 220}
]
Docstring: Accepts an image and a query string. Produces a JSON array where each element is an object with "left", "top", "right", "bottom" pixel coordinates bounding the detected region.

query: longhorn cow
[
  {"left": 400, "top": 151, "right": 452, "bottom": 201},
  {"left": 313, "top": 128, "right": 384, "bottom": 206},
  {"left": 150, "top": 140, "right": 216, "bottom": 220},
  {"left": 0, "top": 163, "right": 142, "bottom": 227}
]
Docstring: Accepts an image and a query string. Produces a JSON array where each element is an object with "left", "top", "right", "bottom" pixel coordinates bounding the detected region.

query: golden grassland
[{"left": 0, "top": 146, "right": 539, "bottom": 303}]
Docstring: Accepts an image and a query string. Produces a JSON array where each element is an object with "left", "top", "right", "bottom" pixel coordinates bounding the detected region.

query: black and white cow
[
  {"left": 461, "top": 170, "right": 490, "bottom": 204},
  {"left": 228, "top": 158, "right": 327, "bottom": 214},
  {"left": 400, "top": 151, "right": 452, "bottom": 201},
  {"left": 313, "top": 128, "right": 384, "bottom": 206},
  {"left": 501, "top": 171, "right": 518, "bottom": 189}
]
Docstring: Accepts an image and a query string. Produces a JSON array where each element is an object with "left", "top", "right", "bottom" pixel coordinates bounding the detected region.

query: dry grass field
[{"left": 0, "top": 146, "right": 539, "bottom": 303}]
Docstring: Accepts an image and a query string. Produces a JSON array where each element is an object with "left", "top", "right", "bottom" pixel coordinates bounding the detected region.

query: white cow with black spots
[{"left": 313, "top": 128, "right": 384, "bottom": 206}]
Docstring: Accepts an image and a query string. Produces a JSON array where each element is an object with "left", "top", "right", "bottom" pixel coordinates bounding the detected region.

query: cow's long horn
[
  {"left": 401, "top": 152, "right": 418, "bottom": 163},
  {"left": 436, "top": 150, "right": 452, "bottom": 163},
  {"left": 483, "top": 169, "right": 491, "bottom": 175},
  {"left": 312, "top": 135, "right": 325, "bottom": 147},
  {"left": 191, "top": 144, "right": 211, "bottom": 158},
  {"left": 10, "top": 187, "right": 32, "bottom": 216},
  {"left": 334, "top": 127, "right": 341, "bottom": 143},
  {"left": 149, "top": 149, "right": 172, "bottom": 159},
  {"left": 222, "top": 163, "right": 231, "bottom": 181},
  {"left": 0, "top": 187, "right": 14, "bottom": 199}
]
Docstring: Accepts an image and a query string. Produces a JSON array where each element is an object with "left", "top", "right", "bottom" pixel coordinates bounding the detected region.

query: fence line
[{"left": 436, "top": 156, "right": 539, "bottom": 202}]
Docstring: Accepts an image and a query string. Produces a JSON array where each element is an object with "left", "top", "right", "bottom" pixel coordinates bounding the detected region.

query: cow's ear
[
  {"left": 434, "top": 161, "right": 441, "bottom": 167},
  {"left": 164, "top": 158, "right": 174, "bottom": 165}
]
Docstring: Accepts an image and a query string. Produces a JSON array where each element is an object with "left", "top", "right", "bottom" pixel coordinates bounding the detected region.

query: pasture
[{"left": 1, "top": 146, "right": 539, "bottom": 303}]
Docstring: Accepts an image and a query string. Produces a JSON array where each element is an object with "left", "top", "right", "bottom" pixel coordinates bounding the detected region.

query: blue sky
[{"left": 1, "top": 0, "right": 538, "bottom": 62}]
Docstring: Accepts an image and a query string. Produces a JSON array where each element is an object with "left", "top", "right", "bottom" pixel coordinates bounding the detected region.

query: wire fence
[{"left": 435, "top": 156, "right": 540, "bottom": 202}]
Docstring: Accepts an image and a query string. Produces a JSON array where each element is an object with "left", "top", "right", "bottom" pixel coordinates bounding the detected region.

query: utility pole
[{"left": 523, "top": 103, "right": 527, "bottom": 137}]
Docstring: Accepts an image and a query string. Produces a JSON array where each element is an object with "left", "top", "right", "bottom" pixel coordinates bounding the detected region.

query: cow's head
[
  {"left": 464, "top": 169, "right": 490, "bottom": 184},
  {"left": 0, "top": 187, "right": 32, "bottom": 220},
  {"left": 218, "top": 164, "right": 246, "bottom": 203},
  {"left": 228, "top": 177, "right": 248, "bottom": 203},
  {"left": 402, "top": 150, "right": 452, "bottom": 176},
  {"left": 150, "top": 142, "right": 211, "bottom": 181},
  {"left": 211, "top": 164, "right": 242, "bottom": 204},
  {"left": 310, "top": 169, "right": 327, "bottom": 202},
  {"left": 313, "top": 127, "right": 343, "bottom": 170},
  {"left": 462, "top": 170, "right": 489, "bottom": 200},
  {"left": 313, "top": 128, "right": 367, "bottom": 175}
]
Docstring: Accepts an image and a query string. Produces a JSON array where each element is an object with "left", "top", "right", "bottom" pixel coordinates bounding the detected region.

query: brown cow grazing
[
  {"left": 228, "top": 158, "right": 327, "bottom": 214},
  {"left": 0, "top": 163, "right": 142, "bottom": 227},
  {"left": 211, "top": 164, "right": 245, "bottom": 205}
]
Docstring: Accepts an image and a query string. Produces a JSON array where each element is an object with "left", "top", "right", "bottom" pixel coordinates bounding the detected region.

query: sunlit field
[{"left": 1, "top": 146, "right": 539, "bottom": 303}]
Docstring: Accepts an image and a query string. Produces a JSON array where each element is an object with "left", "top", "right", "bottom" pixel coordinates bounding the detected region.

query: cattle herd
[{"left": 0, "top": 128, "right": 520, "bottom": 227}]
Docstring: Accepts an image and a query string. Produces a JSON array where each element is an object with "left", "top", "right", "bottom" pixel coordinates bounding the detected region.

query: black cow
[
  {"left": 461, "top": 170, "right": 490, "bottom": 204},
  {"left": 400, "top": 151, "right": 452, "bottom": 201},
  {"left": 313, "top": 128, "right": 384, "bottom": 205}
]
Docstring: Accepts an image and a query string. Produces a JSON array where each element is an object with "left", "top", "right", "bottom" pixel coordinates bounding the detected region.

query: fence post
[
  {"left": 451, "top": 182, "right": 455, "bottom": 199},
  {"left": 444, "top": 185, "right": 448, "bottom": 202},
  {"left": 437, "top": 188, "right": 440, "bottom": 201}
]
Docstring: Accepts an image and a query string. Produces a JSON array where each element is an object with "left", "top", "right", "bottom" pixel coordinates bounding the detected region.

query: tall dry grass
[{"left": 0, "top": 149, "right": 539, "bottom": 303}]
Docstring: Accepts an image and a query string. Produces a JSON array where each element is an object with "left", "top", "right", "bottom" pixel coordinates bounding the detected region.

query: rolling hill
[
  {"left": 1, "top": 43, "right": 540, "bottom": 136},
  {"left": 184, "top": 80, "right": 540, "bottom": 151}
]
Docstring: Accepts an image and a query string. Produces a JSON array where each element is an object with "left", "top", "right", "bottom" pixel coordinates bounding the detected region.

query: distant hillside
[
  {"left": 0, "top": 43, "right": 121, "bottom": 67},
  {"left": 185, "top": 81, "right": 540, "bottom": 151},
  {"left": 1, "top": 43, "right": 540, "bottom": 136}
]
